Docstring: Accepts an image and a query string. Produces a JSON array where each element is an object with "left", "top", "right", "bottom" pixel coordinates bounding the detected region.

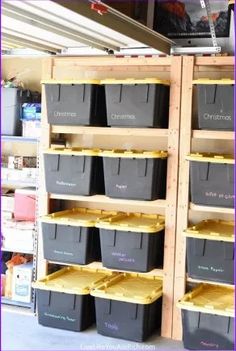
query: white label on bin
[
  {"left": 56, "top": 181, "right": 76, "bottom": 187},
  {"left": 205, "top": 192, "right": 235, "bottom": 201},
  {"left": 44, "top": 312, "right": 76, "bottom": 322},
  {"left": 54, "top": 111, "right": 77, "bottom": 117},
  {"left": 203, "top": 113, "right": 231, "bottom": 121},
  {"left": 54, "top": 250, "right": 73, "bottom": 256},
  {"left": 116, "top": 184, "right": 127, "bottom": 190},
  {"left": 104, "top": 322, "right": 119, "bottom": 331},
  {"left": 197, "top": 265, "right": 224, "bottom": 273},
  {"left": 200, "top": 341, "right": 219, "bottom": 349},
  {"left": 111, "top": 252, "right": 135, "bottom": 263},
  {"left": 111, "top": 114, "right": 136, "bottom": 120}
]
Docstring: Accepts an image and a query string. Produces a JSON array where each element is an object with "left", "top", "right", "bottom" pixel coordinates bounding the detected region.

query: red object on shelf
[
  {"left": 91, "top": 3, "right": 108, "bottom": 15},
  {"left": 14, "top": 188, "right": 36, "bottom": 222}
]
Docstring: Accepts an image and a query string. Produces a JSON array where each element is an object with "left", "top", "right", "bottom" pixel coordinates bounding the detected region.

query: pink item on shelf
[
  {"left": 1, "top": 274, "right": 6, "bottom": 296},
  {"left": 14, "top": 188, "right": 36, "bottom": 222}
]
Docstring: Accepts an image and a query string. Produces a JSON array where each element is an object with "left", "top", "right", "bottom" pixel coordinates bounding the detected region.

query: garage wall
[{"left": 2, "top": 57, "right": 43, "bottom": 92}]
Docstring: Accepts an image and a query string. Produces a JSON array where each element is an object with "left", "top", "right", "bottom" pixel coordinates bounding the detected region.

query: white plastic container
[
  {"left": 12, "top": 263, "right": 33, "bottom": 303},
  {"left": 1, "top": 88, "right": 21, "bottom": 136}
]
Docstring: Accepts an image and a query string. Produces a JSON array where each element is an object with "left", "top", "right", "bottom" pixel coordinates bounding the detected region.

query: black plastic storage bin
[
  {"left": 91, "top": 273, "right": 163, "bottom": 342},
  {"left": 32, "top": 267, "right": 117, "bottom": 332},
  {"left": 43, "top": 80, "right": 107, "bottom": 126},
  {"left": 102, "top": 78, "right": 170, "bottom": 128},
  {"left": 178, "top": 284, "right": 234, "bottom": 350},
  {"left": 184, "top": 220, "right": 234, "bottom": 284},
  {"left": 96, "top": 212, "right": 165, "bottom": 272},
  {"left": 41, "top": 208, "right": 115, "bottom": 265},
  {"left": 194, "top": 79, "right": 234, "bottom": 131},
  {"left": 187, "top": 153, "right": 234, "bottom": 208},
  {"left": 100, "top": 150, "right": 168, "bottom": 200},
  {"left": 44, "top": 148, "right": 104, "bottom": 196}
]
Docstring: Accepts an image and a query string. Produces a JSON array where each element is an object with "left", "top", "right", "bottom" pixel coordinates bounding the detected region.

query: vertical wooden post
[
  {"left": 172, "top": 56, "right": 194, "bottom": 340},
  {"left": 161, "top": 56, "right": 182, "bottom": 338},
  {"left": 37, "top": 57, "right": 53, "bottom": 279}
]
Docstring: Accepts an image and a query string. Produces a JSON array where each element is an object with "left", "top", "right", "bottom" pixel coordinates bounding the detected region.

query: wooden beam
[
  {"left": 172, "top": 56, "right": 194, "bottom": 341},
  {"left": 161, "top": 56, "right": 182, "bottom": 338},
  {"left": 37, "top": 57, "right": 53, "bottom": 279}
]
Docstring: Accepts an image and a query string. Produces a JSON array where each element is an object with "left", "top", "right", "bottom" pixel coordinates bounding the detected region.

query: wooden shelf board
[
  {"left": 49, "top": 193, "right": 166, "bottom": 209},
  {"left": 51, "top": 125, "right": 169, "bottom": 137},
  {"left": 1, "top": 247, "right": 35, "bottom": 255},
  {"left": 1, "top": 180, "right": 37, "bottom": 189},
  {"left": 195, "top": 56, "right": 234, "bottom": 66},
  {"left": 187, "top": 276, "right": 233, "bottom": 288},
  {"left": 192, "top": 130, "right": 234, "bottom": 140},
  {"left": 1, "top": 297, "right": 32, "bottom": 309},
  {"left": 48, "top": 260, "right": 163, "bottom": 277},
  {"left": 1, "top": 136, "right": 39, "bottom": 143},
  {"left": 190, "top": 203, "right": 234, "bottom": 214}
]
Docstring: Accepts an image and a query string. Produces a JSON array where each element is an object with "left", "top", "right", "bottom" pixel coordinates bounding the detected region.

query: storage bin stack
[
  {"left": 100, "top": 150, "right": 167, "bottom": 200},
  {"left": 43, "top": 147, "right": 104, "bottom": 196},
  {"left": 102, "top": 78, "right": 169, "bottom": 128},
  {"left": 183, "top": 220, "right": 234, "bottom": 285},
  {"left": 177, "top": 284, "right": 234, "bottom": 350},
  {"left": 194, "top": 79, "right": 234, "bottom": 131},
  {"left": 96, "top": 212, "right": 165, "bottom": 272},
  {"left": 91, "top": 273, "right": 163, "bottom": 342},
  {"left": 40, "top": 208, "right": 115, "bottom": 265},
  {"left": 187, "top": 153, "right": 234, "bottom": 208},
  {"left": 178, "top": 79, "right": 235, "bottom": 350},
  {"left": 43, "top": 80, "right": 107, "bottom": 126},
  {"left": 33, "top": 267, "right": 118, "bottom": 331},
  {"left": 39, "top": 77, "right": 170, "bottom": 341}
]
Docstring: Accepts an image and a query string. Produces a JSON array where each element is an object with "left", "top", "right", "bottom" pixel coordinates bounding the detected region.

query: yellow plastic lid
[
  {"left": 91, "top": 273, "right": 163, "bottom": 304},
  {"left": 186, "top": 152, "right": 234, "bottom": 164},
  {"left": 99, "top": 149, "right": 168, "bottom": 159},
  {"left": 41, "top": 79, "right": 101, "bottom": 85},
  {"left": 177, "top": 284, "right": 234, "bottom": 317},
  {"left": 44, "top": 147, "right": 99, "bottom": 156},
  {"left": 41, "top": 208, "right": 117, "bottom": 227},
  {"left": 32, "top": 266, "right": 118, "bottom": 295},
  {"left": 101, "top": 78, "right": 170, "bottom": 85},
  {"left": 193, "top": 78, "right": 235, "bottom": 85},
  {"left": 183, "top": 220, "right": 234, "bottom": 242},
  {"left": 96, "top": 212, "right": 165, "bottom": 233}
]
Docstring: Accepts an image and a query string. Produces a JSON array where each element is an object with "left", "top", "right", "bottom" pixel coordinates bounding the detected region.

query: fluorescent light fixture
[{"left": 2, "top": 0, "right": 173, "bottom": 55}]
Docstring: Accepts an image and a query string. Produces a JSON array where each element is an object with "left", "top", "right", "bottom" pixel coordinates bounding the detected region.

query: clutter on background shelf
[
  {"left": 1, "top": 80, "right": 41, "bottom": 136},
  {"left": 8, "top": 156, "right": 37, "bottom": 170},
  {"left": 21, "top": 103, "right": 41, "bottom": 138},
  {"left": 4, "top": 254, "right": 33, "bottom": 300},
  {"left": 2, "top": 219, "right": 35, "bottom": 252}
]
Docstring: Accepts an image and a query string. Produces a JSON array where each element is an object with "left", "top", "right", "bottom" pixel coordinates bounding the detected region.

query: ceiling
[{"left": 2, "top": 0, "right": 174, "bottom": 56}]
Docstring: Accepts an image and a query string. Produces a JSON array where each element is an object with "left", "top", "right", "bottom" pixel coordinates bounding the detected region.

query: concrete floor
[{"left": 2, "top": 306, "right": 185, "bottom": 351}]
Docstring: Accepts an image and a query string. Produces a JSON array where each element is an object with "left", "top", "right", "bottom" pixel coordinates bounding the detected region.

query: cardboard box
[
  {"left": 2, "top": 219, "right": 35, "bottom": 252},
  {"left": 22, "top": 120, "right": 41, "bottom": 138},
  {"left": 1, "top": 190, "right": 15, "bottom": 212},
  {"left": 8, "top": 156, "right": 37, "bottom": 170}
]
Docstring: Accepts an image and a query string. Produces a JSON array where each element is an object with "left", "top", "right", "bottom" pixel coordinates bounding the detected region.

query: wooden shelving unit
[
  {"left": 37, "top": 55, "right": 182, "bottom": 339},
  {"left": 172, "top": 56, "right": 234, "bottom": 340}
]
